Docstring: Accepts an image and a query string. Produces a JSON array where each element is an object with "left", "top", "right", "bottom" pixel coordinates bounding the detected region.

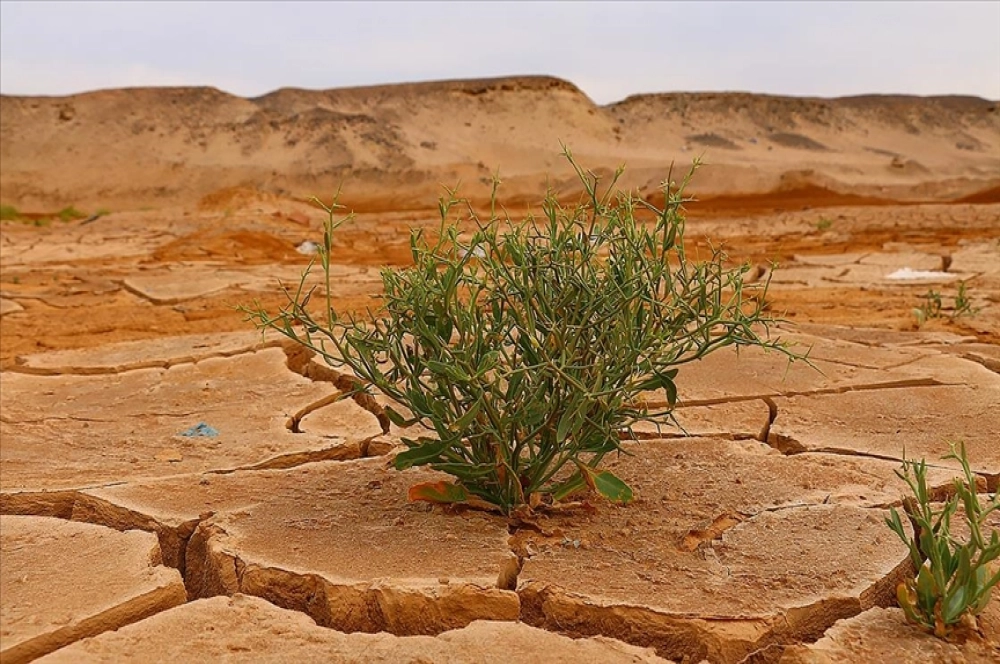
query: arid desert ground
[{"left": 1, "top": 76, "right": 999, "bottom": 663}]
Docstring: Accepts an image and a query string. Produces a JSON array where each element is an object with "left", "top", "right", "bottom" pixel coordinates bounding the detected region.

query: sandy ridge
[{"left": 2, "top": 75, "right": 998, "bottom": 212}]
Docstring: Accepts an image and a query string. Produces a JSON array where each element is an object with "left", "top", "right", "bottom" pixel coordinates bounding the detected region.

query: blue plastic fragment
[{"left": 178, "top": 422, "right": 219, "bottom": 438}]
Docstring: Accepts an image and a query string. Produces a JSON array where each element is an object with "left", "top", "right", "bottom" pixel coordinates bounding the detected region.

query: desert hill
[{"left": 1, "top": 75, "right": 998, "bottom": 213}]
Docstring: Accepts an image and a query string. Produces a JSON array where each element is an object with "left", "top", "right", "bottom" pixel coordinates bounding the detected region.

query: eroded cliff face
[{"left": 2, "top": 76, "right": 998, "bottom": 211}]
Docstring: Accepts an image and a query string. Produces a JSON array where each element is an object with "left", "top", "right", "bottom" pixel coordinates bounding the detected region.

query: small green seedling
[
  {"left": 816, "top": 217, "right": 833, "bottom": 231},
  {"left": 914, "top": 283, "right": 980, "bottom": 326},
  {"left": 913, "top": 289, "right": 943, "bottom": 326},
  {"left": 885, "top": 442, "right": 1000, "bottom": 638},
  {"left": 952, "top": 281, "right": 979, "bottom": 319}
]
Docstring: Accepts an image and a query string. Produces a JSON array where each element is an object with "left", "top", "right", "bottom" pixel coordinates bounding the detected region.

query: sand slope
[{"left": 2, "top": 76, "right": 998, "bottom": 212}]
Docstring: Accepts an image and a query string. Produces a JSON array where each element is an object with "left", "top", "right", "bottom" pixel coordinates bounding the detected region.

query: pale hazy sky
[{"left": 1, "top": 1, "right": 998, "bottom": 104}]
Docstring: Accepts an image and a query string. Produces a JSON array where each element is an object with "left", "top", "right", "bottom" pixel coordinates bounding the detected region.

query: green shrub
[
  {"left": 244, "top": 149, "right": 798, "bottom": 514},
  {"left": 56, "top": 206, "right": 86, "bottom": 222},
  {"left": 0, "top": 205, "right": 20, "bottom": 221},
  {"left": 886, "top": 442, "right": 1000, "bottom": 638}
]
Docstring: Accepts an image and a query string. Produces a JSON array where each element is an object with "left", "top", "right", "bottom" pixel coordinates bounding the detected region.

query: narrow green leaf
[
  {"left": 406, "top": 387, "right": 430, "bottom": 415},
  {"left": 885, "top": 509, "right": 902, "bottom": 536},
  {"left": 971, "top": 566, "right": 999, "bottom": 613},
  {"left": 505, "top": 371, "right": 524, "bottom": 402},
  {"left": 477, "top": 350, "right": 501, "bottom": 377},
  {"left": 662, "top": 373, "right": 678, "bottom": 408},
  {"left": 886, "top": 508, "right": 907, "bottom": 543},
  {"left": 916, "top": 564, "right": 939, "bottom": 616},
  {"left": 633, "top": 374, "right": 663, "bottom": 392},
  {"left": 449, "top": 398, "right": 482, "bottom": 432},
  {"left": 430, "top": 462, "right": 497, "bottom": 479},
  {"left": 435, "top": 314, "right": 453, "bottom": 341},
  {"left": 576, "top": 463, "right": 634, "bottom": 505},
  {"left": 939, "top": 542, "right": 954, "bottom": 577},
  {"left": 956, "top": 545, "right": 971, "bottom": 582},
  {"left": 550, "top": 473, "right": 586, "bottom": 502},
  {"left": 943, "top": 584, "right": 968, "bottom": 623},
  {"left": 634, "top": 369, "right": 679, "bottom": 407},
  {"left": 426, "top": 359, "right": 470, "bottom": 382},
  {"left": 384, "top": 406, "right": 418, "bottom": 428},
  {"left": 393, "top": 437, "right": 453, "bottom": 470},
  {"left": 556, "top": 398, "right": 586, "bottom": 444}
]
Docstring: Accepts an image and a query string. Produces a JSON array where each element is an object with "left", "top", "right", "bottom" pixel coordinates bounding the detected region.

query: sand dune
[{"left": 1, "top": 75, "right": 998, "bottom": 212}]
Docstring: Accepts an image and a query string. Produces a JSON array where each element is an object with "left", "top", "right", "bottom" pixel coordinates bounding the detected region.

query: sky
[{"left": 1, "top": 1, "right": 998, "bottom": 104}]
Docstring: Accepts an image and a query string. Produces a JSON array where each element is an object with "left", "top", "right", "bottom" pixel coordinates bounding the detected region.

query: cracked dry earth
[{"left": 1, "top": 201, "right": 999, "bottom": 663}]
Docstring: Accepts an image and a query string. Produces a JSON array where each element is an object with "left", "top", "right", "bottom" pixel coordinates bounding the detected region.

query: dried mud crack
[
  {"left": 510, "top": 494, "right": 912, "bottom": 662},
  {"left": 650, "top": 377, "right": 944, "bottom": 411},
  {"left": 281, "top": 342, "right": 391, "bottom": 434},
  {"left": 177, "top": 458, "right": 522, "bottom": 635},
  {"left": 0, "top": 515, "right": 187, "bottom": 664},
  {"left": 497, "top": 435, "right": 992, "bottom": 662},
  {"left": 2, "top": 200, "right": 998, "bottom": 660},
  {"left": 1, "top": 488, "right": 210, "bottom": 581},
  {"left": 5, "top": 330, "right": 288, "bottom": 376}
]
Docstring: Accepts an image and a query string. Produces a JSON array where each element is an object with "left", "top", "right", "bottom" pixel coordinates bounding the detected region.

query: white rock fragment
[{"left": 885, "top": 267, "right": 957, "bottom": 281}]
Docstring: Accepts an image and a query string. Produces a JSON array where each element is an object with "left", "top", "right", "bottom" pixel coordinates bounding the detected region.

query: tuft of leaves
[
  {"left": 244, "top": 148, "right": 799, "bottom": 514},
  {"left": 886, "top": 442, "right": 1000, "bottom": 638}
]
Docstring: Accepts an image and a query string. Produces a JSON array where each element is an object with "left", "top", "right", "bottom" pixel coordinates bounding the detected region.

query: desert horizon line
[{"left": 2, "top": 73, "right": 997, "bottom": 106}]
